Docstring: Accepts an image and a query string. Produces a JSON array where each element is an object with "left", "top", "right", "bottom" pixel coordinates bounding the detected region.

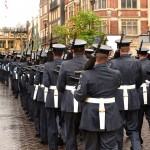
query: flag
[{"left": 5, "top": 0, "right": 8, "bottom": 9}]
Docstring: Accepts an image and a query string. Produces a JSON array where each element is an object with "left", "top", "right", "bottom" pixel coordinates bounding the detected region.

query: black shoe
[
  {"left": 39, "top": 140, "right": 48, "bottom": 145},
  {"left": 140, "top": 137, "right": 143, "bottom": 144},
  {"left": 35, "top": 133, "right": 40, "bottom": 138},
  {"left": 57, "top": 136, "right": 64, "bottom": 146},
  {"left": 130, "top": 146, "right": 133, "bottom": 150}
]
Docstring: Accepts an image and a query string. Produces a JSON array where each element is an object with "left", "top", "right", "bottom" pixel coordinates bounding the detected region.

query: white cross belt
[
  {"left": 65, "top": 86, "right": 78, "bottom": 113},
  {"left": 33, "top": 84, "right": 39, "bottom": 100},
  {"left": 49, "top": 86, "right": 58, "bottom": 108},
  {"left": 118, "top": 84, "right": 135, "bottom": 110},
  {"left": 141, "top": 83, "right": 148, "bottom": 105},
  {"left": 86, "top": 97, "right": 115, "bottom": 130}
]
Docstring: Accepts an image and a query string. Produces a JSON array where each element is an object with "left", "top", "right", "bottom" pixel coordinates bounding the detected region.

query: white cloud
[{"left": 0, "top": 0, "right": 40, "bottom": 28}]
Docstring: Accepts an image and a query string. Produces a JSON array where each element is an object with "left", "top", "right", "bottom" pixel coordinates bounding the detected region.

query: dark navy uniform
[
  {"left": 136, "top": 47, "right": 150, "bottom": 144},
  {"left": 110, "top": 39, "right": 142, "bottom": 150},
  {"left": 34, "top": 63, "right": 48, "bottom": 143},
  {"left": 57, "top": 39, "right": 88, "bottom": 150},
  {"left": 74, "top": 44, "right": 122, "bottom": 150},
  {"left": 43, "top": 44, "right": 66, "bottom": 150}
]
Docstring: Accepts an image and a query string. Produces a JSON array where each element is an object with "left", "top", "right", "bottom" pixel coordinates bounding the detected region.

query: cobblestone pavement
[{"left": 0, "top": 82, "right": 150, "bottom": 150}]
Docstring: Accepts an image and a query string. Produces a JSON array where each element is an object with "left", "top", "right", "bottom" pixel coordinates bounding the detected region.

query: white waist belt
[
  {"left": 66, "top": 86, "right": 78, "bottom": 113},
  {"left": 40, "top": 84, "right": 45, "bottom": 88},
  {"left": 141, "top": 83, "right": 148, "bottom": 105},
  {"left": 118, "top": 84, "right": 135, "bottom": 110},
  {"left": 86, "top": 97, "right": 115, "bottom": 130},
  {"left": 44, "top": 87, "right": 48, "bottom": 103},
  {"left": 49, "top": 86, "right": 58, "bottom": 108},
  {"left": 33, "top": 85, "right": 39, "bottom": 100},
  {"left": 14, "top": 71, "right": 18, "bottom": 79}
]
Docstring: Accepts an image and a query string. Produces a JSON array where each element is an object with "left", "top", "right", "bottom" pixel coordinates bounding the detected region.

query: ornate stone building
[{"left": 0, "top": 27, "right": 27, "bottom": 52}]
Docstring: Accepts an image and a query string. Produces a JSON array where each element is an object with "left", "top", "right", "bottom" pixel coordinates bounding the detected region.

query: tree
[{"left": 53, "top": 9, "right": 104, "bottom": 46}]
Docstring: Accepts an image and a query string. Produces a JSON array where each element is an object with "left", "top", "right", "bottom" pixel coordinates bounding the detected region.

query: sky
[{"left": 0, "top": 0, "right": 40, "bottom": 28}]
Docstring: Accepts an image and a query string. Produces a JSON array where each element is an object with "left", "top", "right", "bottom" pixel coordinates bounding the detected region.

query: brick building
[
  {"left": 39, "top": 0, "right": 49, "bottom": 48},
  {"left": 64, "top": 0, "right": 150, "bottom": 53},
  {"left": 39, "top": 0, "right": 65, "bottom": 46}
]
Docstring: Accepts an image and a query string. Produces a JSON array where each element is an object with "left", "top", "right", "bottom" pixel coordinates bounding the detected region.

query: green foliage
[{"left": 53, "top": 9, "right": 104, "bottom": 46}]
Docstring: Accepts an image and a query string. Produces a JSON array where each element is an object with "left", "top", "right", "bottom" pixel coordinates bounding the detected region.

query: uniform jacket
[
  {"left": 34, "top": 64, "right": 44, "bottom": 102},
  {"left": 110, "top": 54, "right": 143, "bottom": 110},
  {"left": 137, "top": 58, "right": 150, "bottom": 105},
  {"left": 74, "top": 64, "right": 123, "bottom": 132},
  {"left": 43, "top": 58, "right": 63, "bottom": 108},
  {"left": 57, "top": 55, "right": 87, "bottom": 112}
]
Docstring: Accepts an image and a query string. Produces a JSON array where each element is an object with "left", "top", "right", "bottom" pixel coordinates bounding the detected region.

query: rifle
[
  {"left": 84, "top": 34, "right": 105, "bottom": 70},
  {"left": 114, "top": 31, "right": 125, "bottom": 59},
  {"left": 139, "top": 39, "right": 143, "bottom": 52},
  {"left": 49, "top": 33, "right": 53, "bottom": 50}
]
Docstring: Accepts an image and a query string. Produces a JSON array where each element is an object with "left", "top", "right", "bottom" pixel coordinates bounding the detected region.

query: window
[
  {"left": 0, "top": 31, "right": 2, "bottom": 36},
  {"left": 8, "top": 41, "right": 14, "bottom": 48},
  {"left": 0, "top": 41, "right": 6, "bottom": 48},
  {"left": 68, "top": 5, "right": 74, "bottom": 19},
  {"left": 94, "top": 0, "right": 106, "bottom": 9},
  {"left": 40, "top": 8, "right": 42, "bottom": 16},
  {"left": 100, "top": 20, "right": 107, "bottom": 34},
  {"left": 121, "top": 0, "right": 137, "bottom": 9},
  {"left": 44, "top": 4, "right": 47, "bottom": 14},
  {"left": 4, "top": 33, "right": 8, "bottom": 37},
  {"left": 51, "top": 9, "right": 58, "bottom": 21},
  {"left": 121, "top": 20, "right": 138, "bottom": 35},
  {"left": 82, "top": 0, "right": 88, "bottom": 12}
]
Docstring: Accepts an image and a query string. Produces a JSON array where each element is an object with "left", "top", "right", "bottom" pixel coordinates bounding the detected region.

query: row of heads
[{"left": 58, "top": 38, "right": 150, "bottom": 55}]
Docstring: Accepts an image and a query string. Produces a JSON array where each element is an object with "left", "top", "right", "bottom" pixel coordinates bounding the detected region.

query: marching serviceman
[
  {"left": 136, "top": 47, "right": 150, "bottom": 144},
  {"left": 110, "top": 39, "right": 143, "bottom": 150},
  {"left": 43, "top": 44, "right": 65, "bottom": 150},
  {"left": 74, "top": 44, "right": 123, "bottom": 150},
  {"left": 57, "top": 39, "right": 88, "bottom": 150}
]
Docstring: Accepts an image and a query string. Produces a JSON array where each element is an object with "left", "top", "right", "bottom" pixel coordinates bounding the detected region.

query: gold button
[{"left": 99, "top": 110, "right": 105, "bottom": 112}]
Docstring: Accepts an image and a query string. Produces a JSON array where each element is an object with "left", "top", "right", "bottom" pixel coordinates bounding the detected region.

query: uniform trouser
[
  {"left": 25, "top": 93, "right": 30, "bottom": 114},
  {"left": 40, "top": 102, "right": 48, "bottom": 142},
  {"left": 83, "top": 130, "right": 118, "bottom": 150},
  {"left": 64, "top": 112, "right": 81, "bottom": 150},
  {"left": 46, "top": 107, "right": 58, "bottom": 150},
  {"left": 13, "top": 79, "right": 19, "bottom": 98},
  {"left": 21, "top": 89, "right": 27, "bottom": 109},
  {"left": 138, "top": 105, "right": 150, "bottom": 137},
  {"left": 5, "top": 72, "right": 9, "bottom": 86},
  {"left": 29, "top": 98, "right": 34, "bottom": 120},
  {"left": 116, "top": 110, "right": 141, "bottom": 150},
  {"left": 34, "top": 100, "right": 40, "bottom": 136}
]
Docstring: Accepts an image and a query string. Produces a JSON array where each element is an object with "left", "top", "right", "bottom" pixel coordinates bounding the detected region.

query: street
[{"left": 0, "top": 82, "right": 149, "bottom": 150}]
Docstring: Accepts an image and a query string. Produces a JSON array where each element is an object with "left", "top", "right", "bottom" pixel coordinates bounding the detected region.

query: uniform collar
[
  {"left": 73, "top": 54, "right": 85, "bottom": 59},
  {"left": 140, "top": 58, "right": 148, "bottom": 61},
  {"left": 120, "top": 54, "right": 130, "bottom": 58},
  {"left": 94, "top": 63, "right": 107, "bottom": 68}
]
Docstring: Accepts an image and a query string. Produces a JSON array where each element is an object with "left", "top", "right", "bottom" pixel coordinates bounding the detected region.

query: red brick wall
[
  {"left": 110, "top": 21, "right": 118, "bottom": 34},
  {"left": 141, "top": 0, "right": 148, "bottom": 8},
  {"left": 121, "top": 10, "right": 139, "bottom": 17},
  {"left": 141, "top": 11, "right": 148, "bottom": 17},
  {"left": 141, "top": 21, "right": 148, "bottom": 34}
]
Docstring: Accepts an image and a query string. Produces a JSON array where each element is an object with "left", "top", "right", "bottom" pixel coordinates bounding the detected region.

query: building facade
[
  {"left": 0, "top": 27, "right": 27, "bottom": 52},
  {"left": 49, "top": 0, "right": 65, "bottom": 43},
  {"left": 39, "top": 0, "right": 49, "bottom": 48},
  {"left": 64, "top": 0, "right": 150, "bottom": 53}
]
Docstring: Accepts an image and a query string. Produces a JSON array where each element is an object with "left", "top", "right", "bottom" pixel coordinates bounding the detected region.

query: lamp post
[
  {"left": 43, "top": 19, "right": 48, "bottom": 49},
  {"left": 90, "top": 0, "right": 95, "bottom": 11}
]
